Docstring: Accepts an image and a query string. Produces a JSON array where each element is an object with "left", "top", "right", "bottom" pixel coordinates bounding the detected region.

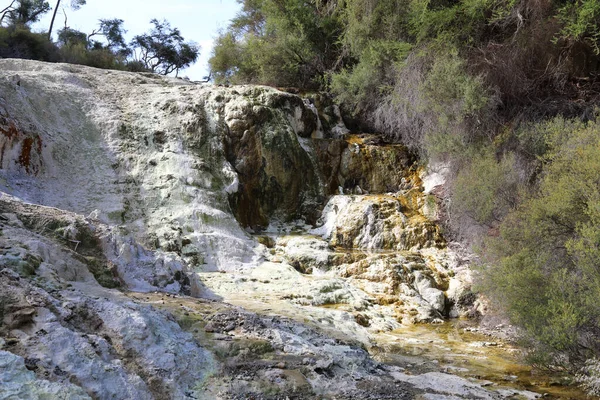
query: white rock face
[
  {"left": 422, "top": 162, "right": 451, "bottom": 194},
  {"left": 0, "top": 207, "right": 215, "bottom": 400},
  {"left": 0, "top": 59, "right": 290, "bottom": 272}
]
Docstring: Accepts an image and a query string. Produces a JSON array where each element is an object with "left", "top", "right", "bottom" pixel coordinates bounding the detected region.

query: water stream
[{"left": 377, "top": 321, "right": 585, "bottom": 399}]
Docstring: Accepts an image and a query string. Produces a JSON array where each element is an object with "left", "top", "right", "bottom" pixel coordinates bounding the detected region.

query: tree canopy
[
  {"left": 0, "top": 0, "right": 50, "bottom": 26},
  {"left": 131, "top": 19, "right": 199, "bottom": 76}
]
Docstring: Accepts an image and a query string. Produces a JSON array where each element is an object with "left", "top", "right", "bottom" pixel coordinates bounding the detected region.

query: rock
[
  {"left": 420, "top": 288, "right": 446, "bottom": 314},
  {"left": 0, "top": 59, "right": 265, "bottom": 273},
  {"left": 312, "top": 195, "right": 444, "bottom": 251},
  {"left": 223, "top": 88, "right": 324, "bottom": 228},
  {"left": 0, "top": 269, "right": 215, "bottom": 400},
  {"left": 3, "top": 307, "right": 36, "bottom": 329},
  {"left": 314, "top": 134, "right": 416, "bottom": 194},
  {"left": 0, "top": 350, "right": 91, "bottom": 399}
]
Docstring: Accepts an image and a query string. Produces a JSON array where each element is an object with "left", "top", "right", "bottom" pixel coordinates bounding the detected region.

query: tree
[
  {"left": 131, "top": 19, "right": 199, "bottom": 76},
  {"left": 47, "top": 0, "right": 85, "bottom": 40},
  {"left": 0, "top": 0, "right": 50, "bottom": 26},
  {"left": 56, "top": 25, "right": 85, "bottom": 46},
  {"left": 88, "top": 18, "right": 129, "bottom": 57},
  {"left": 209, "top": 0, "right": 344, "bottom": 88}
]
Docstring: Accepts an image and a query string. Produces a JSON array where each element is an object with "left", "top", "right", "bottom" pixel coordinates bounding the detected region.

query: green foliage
[
  {"left": 407, "top": 0, "right": 493, "bottom": 44},
  {"left": 55, "top": 26, "right": 127, "bottom": 69},
  {"left": 95, "top": 18, "right": 129, "bottom": 56},
  {"left": 480, "top": 116, "right": 600, "bottom": 368},
  {"left": 1, "top": 0, "right": 50, "bottom": 27},
  {"left": 57, "top": 26, "right": 86, "bottom": 46},
  {"left": 453, "top": 150, "right": 521, "bottom": 225},
  {"left": 557, "top": 0, "right": 600, "bottom": 54},
  {"left": 422, "top": 53, "right": 488, "bottom": 118},
  {"left": 210, "top": 0, "right": 344, "bottom": 88},
  {"left": 0, "top": 25, "right": 58, "bottom": 60},
  {"left": 58, "top": 41, "right": 123, "bottom": 69},
  {"left": 131, "top": 19, "right": 199, "bottom": 76},
  {"left": 210, "top": 31, "right": 249, "bottom": 83},
  {"left": 418, "top": 52, "right": 490, "bottom": 158},
  {"left": 330, "top": 40, "right": 412, "bottom": 110},
  {"left": 339, "top": 0, "right": 411, "bottom": 53}
]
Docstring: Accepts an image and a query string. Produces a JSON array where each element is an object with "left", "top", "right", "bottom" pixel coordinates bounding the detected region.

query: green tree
[
  {"left": 209, "top": 0, "right": 344, "bottom": 88},
  {"left": 56, "top": 25, "right": 85, "bottom": 46},
  {"left": 131, "top": 19, "right": 199, "bottom": 76},
  {"left": 0, "top": 0, "right": 50, "bottom": 26},
  {"left": 88, "top": 18, "right": 129, "bottom": 57}
]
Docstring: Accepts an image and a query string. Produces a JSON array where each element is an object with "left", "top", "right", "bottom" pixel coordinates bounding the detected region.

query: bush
[
  {"left": 557, "top": 0, "right": 600, "bottom": 54},
  {"left": 0, "top": 25, "right": 58, "bottom": 61},
  {"left": 368, "top": 49, "right": 495, "bottom": 161},
  {"left": 452, "top": 150, "right": 521, "bottom": 227},
  {"left": 479, "top": 116, "right": 600, "bottom": 370},
  {"left": 419, "top": 52, "right": 492, "bottom": 159},
  {"left": 209, "top": 0, "right": 344, "bottom": 89},
  {"left": 58, "top": 42, "right": 123, "bottom": 69},
  {"left": 330, "top": 40, "right": 412, "bottom": 113}
]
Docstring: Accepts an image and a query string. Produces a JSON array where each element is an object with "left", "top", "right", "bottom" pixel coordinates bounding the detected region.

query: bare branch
[{"left": 0, "top": 0, "right": 17, "bottom": 26}]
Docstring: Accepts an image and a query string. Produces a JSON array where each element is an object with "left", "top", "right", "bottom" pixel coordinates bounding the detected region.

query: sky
[{"left": 32, "top": 0, "right": 242, "bottom": 80}]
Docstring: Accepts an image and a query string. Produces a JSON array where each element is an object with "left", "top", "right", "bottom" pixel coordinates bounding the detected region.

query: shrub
[
  {"left": 209, "top": 0, "right": 344, "bottom": 89},
  {"left": 479, "top": 116, "right": 600, "bottom": 369},
  {"left": 452, "top": 150, "right": 521, "bottom": 227},
  {"left": 58, "top": 42, "right": 122, "bottom": 70},
  {"left": 0, "top": 25, "right": 58, "bottom": 61},
  {"left": 557, "top": 0, "right": 600, "bottom": 54},
  {"left": 368, "top": 49, "right": 495, "bottom": 161},
  {"left": 419, "top": 52, "right": 491, "bottom": 158},
  {"left": 330, "top": 40, "right": 412, "bottom": 113}
]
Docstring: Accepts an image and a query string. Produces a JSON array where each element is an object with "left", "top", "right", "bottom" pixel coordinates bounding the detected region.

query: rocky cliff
[{"left": 0, "top": 59, "right": 569, "bottom": 399}]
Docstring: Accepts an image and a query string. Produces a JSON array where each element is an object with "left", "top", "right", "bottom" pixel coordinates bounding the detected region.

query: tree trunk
[{"left": 48, "top": 0, "right": 61, "bottom": 40}]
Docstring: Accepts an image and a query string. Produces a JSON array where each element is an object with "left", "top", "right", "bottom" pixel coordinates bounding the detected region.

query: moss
[
  {"left": 106, "top": 210, "right": 126, "bottom": 223},
  {"left": 3, "top": 253, "right": 42, "bottom": 277},
  {"left": 85, "top": 257, "right": 121, "bottom": 288}
]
